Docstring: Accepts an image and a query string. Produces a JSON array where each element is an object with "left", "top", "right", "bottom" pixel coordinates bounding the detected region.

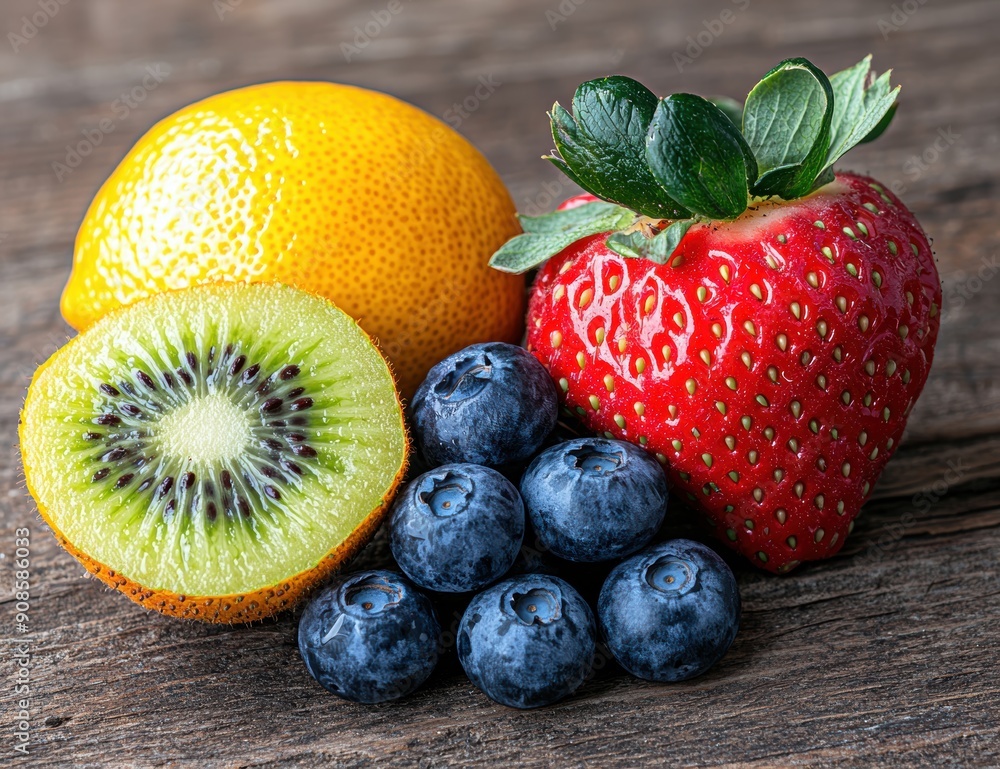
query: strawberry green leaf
[
  {"left": 518, "top": 200, "right": 626, "bottom": 234},
  {"left": 859, "top": 102, "right": 897, "bottom": 144},
  {"left": 605, "top": 218, "right": 696, "bottom": 264},
  {"left": 547, "top": 76, "right": 690, "bottom": 219},
  {"left": 743, "top": 58, "right": 833, "bottom": 199},
  {"left": 826, "top": 57, "right": 872, "bottom": 155},
  {"left": 547, "top": 105, "right": 607, "bottom": 205},
  {"left": 646, "top": 94, "right": 756, "bottom": 220},
  {"left": 821, "top": 56, "right": 900, "bottom": 175},
  {"left": 812, "top": 166, "right": 836, "bottom": 190},
  {"left": 490, "top": 201, "right": 633, "bottom": 274}
]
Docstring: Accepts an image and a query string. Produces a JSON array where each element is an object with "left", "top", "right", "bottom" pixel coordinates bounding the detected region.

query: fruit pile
[
  {"left": 19, "top": 54, "right": 940, "bottom": 710},
  {"left": 299, "top": 342, "right": 741, "bottom": 706}
]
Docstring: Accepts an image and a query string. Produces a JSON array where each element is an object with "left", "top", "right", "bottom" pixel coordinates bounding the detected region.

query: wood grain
[{"left": 1, "top": 0, "right": 998, "bottom": 766}]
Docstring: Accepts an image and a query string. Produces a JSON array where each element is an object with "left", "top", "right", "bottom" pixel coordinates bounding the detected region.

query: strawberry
[{"left": 491, "top": 57, "right": 941, "bottom": 572}]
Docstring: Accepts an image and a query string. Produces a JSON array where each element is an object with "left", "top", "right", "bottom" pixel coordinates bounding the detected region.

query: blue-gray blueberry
[
  {"left": 519, "top": 438, "right": 668, "bottom": 562},
  {"left": 389, "top": 463, "right": 525, "bottom": 593},
  {"left": 458, "top": 574, "right": 595, "bottom": 708},
  {"left": 598, "top": 540, "right": 740, "bottom": 682},
  {"left": 298, "top": 570, "right": 439, "bottom": 703},
  {"left": 411, "top": 342, "right": 558, "bottom": 467}
]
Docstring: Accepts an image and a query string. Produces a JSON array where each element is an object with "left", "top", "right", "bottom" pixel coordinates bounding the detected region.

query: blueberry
[
  {"left": 458, "top": 574, "right": 595, "bottom": 709},
  {"left": 297, "top": 570, "right": 440, "bottom": 703},
  {"left": 411, "top": 342, "right": 558, "bottom": 467},
  {"left": 519, "top": 437, "right": 669, "bottom": 562},
  {"left": 598, "top": 540, "right": 740, "bottom": 682},
  {"left": 389, "top": 463, "right": 525, "bottom": 593}
]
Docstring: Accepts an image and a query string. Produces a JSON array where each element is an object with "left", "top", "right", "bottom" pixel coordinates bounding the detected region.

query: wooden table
[{"left": 2, "top": 0, "right": 998, "bottom": 765}]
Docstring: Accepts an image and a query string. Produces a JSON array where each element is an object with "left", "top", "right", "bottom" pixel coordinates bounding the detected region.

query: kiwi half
[{"left": 20, "top": 282, "right": 407, "bottom": 622}]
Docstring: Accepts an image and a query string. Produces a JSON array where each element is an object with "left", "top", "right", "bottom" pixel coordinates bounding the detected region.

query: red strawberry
[{"left": 491, "top": 57, "right": 941, "bottom": 572}]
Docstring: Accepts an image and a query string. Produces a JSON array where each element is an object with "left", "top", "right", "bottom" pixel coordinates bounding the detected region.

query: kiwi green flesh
[{"left": 22, "top": 283, "right": 406, "bottom": 598}]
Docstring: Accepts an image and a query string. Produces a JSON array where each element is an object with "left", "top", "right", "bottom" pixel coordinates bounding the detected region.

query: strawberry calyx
[{"left": 490, "top": 55, "right": 899, "bottom": 274}]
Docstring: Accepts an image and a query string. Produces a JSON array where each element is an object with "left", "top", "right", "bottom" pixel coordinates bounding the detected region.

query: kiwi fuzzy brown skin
[{"left": 19, "top": 281, "right": 410, "bottom": 624}]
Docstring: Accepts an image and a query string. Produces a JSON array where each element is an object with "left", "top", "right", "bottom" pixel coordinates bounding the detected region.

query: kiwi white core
[{"left": 156, "top": 393, "right": 252, "bottom": 466}]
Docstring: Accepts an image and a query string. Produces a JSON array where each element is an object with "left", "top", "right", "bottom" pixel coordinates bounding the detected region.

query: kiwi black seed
[{"left": 82, "top": 343, "right": 323, "bottom": 525}]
